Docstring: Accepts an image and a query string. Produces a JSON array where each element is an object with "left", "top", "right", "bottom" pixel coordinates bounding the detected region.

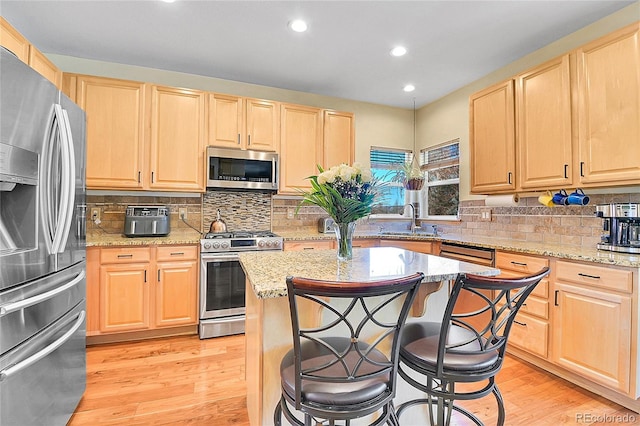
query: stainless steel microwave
[{"left": 206, "top": 146, "right": 278, "bottom": 191}]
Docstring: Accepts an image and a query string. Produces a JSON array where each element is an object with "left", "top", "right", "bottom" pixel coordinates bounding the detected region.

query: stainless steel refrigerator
[{"left": 0, "top": 47, "right": 87, "bottom": 425}]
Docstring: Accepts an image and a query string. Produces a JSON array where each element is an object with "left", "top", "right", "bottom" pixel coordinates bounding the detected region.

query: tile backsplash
[
  {"left": 86, "top": 194, "right": 202, "bottom": 234},
  {"left": 88, "top": 189, "right": 639, "bottom": 250}
]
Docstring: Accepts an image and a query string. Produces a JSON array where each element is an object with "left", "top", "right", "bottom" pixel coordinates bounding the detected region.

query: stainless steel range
[{"left": 199, "top": 231, "right": 283, "bottom": 339}]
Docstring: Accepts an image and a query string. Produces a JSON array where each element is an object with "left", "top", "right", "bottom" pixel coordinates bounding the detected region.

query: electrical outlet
[
  {"left": 479, "top": 208, "right": 492, "bottom": 222},
  {"left": 287, "top": 208, "right": 294, "bottom": 219},
  {"left": 179, "top": 208, "right": 187, "bottom": 219},
  {"left": 90, "top": 208, "right": 100, "bottom": 221}
]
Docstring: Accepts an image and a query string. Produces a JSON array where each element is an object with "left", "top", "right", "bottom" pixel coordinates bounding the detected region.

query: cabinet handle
[
  {"left": 237, "top": 133, "right": 241, "bottom": 145},
  {"left": 514, "top": 320, "right": 527, "bottom": 327},
  {"left": 510, "top": 261, "right": 528, "bottom": 267},
  {"left": 138, "top": 171, "right": 141, "bottom": 183},
  {"left": 580, "top": 161, "right": 585, "bottom": 177},
  {"left": 554, "top": 290, "right": 559, "bottom": 306},
  {"left": 117, "top": 254, "right": 133, "bottom": 258},
  {"left": 248, "top": 134, "right": 251, "bottom": 145},
  {"left": 508, "top": 172, "right": 512, "bottom": 185},
  {"left": 578, "top": 272, "right": 600, "bottom": 280},
  {"left": 303, "top": 247, "right": 314, "bottom": 250},
  {"left": 564, "top": 164, "right": 568, "bottom": 179},
  {"left": 151, "top": 171, "right": 155, "bottom": 183},
  {"left": 170, "top": 252, "right": 184, "bottom": 256},
  {"left": 158, "top": 269, "right": 161, "bottom": 282},
  {"left": 144, "top": 270, "right": 147, "bottom": 283}
]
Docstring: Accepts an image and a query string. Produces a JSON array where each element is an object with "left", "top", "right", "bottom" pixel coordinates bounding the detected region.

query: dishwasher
[{"left": 439, "top": 242, "right": 496, "bottom": 327}]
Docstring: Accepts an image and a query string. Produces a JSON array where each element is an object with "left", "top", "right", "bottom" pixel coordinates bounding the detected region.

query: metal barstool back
[
  {"left": 397, "top": 267, "right": 550, "bottom": 426},
  {"left": 274, "top": 272, "right": 425, "bottom": 426}
]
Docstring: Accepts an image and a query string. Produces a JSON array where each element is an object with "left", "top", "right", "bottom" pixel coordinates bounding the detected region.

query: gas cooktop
[{"left": 200, "top": 231, "right": 283, "bottom": 252}]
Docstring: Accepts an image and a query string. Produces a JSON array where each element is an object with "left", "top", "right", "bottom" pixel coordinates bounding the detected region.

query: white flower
[
  {"left": 340, "top": 165, "right": 355, "bottom": 181},
  {"left": 352, "top": 162, "right": 363, "bottom": 174},
  {"left": 317, "top": 173, "right": 328, "bottom": 185},
  {"left": 324, "top": 169, "right": 337, "bottom": 183},
  {"left": 360, "top": 169, "right": 372, "bottom": 182}
]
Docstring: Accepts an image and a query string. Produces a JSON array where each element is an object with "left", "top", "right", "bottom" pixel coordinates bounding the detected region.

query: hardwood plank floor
[{"left": 68, "top": 334, "right": 636, "bottom": 425}]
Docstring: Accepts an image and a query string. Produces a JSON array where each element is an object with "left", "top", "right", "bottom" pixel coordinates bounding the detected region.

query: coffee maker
[{"left": 595, "top": 203, "right": 640, "bottom": 253}]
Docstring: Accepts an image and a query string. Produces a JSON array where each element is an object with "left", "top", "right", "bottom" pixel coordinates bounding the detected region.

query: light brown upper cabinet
[
  {"left": 279, "top": 103, "right": 324, "bottom": 193},
  {"left": 1, "top": 17, "right": 61, "bottom": 88},
  {"left": 516, "top": 55, "right": 572, "bottom": 190},
  {"left": 470, "top": 23, "right": 640, "bottom": 194},
  {"left": 323, "top": 110, "right": 355, "bottom": 168},
  {"left": 575, "top": 23, "right": 640, "bottom": 186},
  {"left": 76, "top": 75, "right": 148, "bottom": 189},
  {"left": 209, "top": 93, "right": 279, "bottom": 152},
  {"left": 469, "top": 80, "right": 516, "bottom": 193},
  {"left": 150, "top": 85, "right": 206, "bottom": 191}
]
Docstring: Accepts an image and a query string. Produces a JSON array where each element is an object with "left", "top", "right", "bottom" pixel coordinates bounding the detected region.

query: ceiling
[{"left": 1, "top": 1, "right": 636, "bottom": 108}]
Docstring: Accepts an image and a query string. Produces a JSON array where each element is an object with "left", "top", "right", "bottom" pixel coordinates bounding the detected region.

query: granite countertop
[
  {"left": 239, "top": 246, "right": 499, "bottom": 299},
  {"left": 275, "top": 229, "right": 640, "bottom": 268},
  {"left": 86, "top": 229, "right": 201, "bottom": 247}
]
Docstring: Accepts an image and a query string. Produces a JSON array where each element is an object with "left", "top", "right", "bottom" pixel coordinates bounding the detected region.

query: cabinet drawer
[
  {"left": 508, "top": 313, "right": 548, "bottom": 358},
  {"left": 497, "top": 270, "right": 549, "bottom": 298},
  {"left": 156, "top": 245, "right": 198, "bottom": 261},
  {"left": 555, "top": 261, "right": 632, "bottom": 293},
  {"left": 284, "top": 240, "right": 333, "bottom": 251},
  {"left": 498, "top": 294, "right": 548, "bottom": 320},
  {"left": 496, "top": 252, "right": 549, "bottom": 274},
  {"left": 100, "top": 247, "right": 150, "bottom": 264},
  {"left": 352, "top": 239, "right": 379, "bottom": 248}
]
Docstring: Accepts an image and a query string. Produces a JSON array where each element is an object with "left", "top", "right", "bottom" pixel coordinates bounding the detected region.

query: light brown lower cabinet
[
  {"left": 379, "top": 239, "right": 433, "bottom": 254},
  {"left": 284, "top": 238, "right": 380, "bottom": 252},
  {"left": 87, "top": 245, "right": 198, "bottom": 336}
]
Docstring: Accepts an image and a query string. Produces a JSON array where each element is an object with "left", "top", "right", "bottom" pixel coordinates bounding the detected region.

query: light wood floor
[{"left": 68, "top": 334, "right": 636, "bottom": 425}]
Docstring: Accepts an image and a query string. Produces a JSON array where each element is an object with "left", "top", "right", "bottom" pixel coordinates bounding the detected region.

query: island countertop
[{"left": 239, "top": 246, "right": 500, "bottom": 299}]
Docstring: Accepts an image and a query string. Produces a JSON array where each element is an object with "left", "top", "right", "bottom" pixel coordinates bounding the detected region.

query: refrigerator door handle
[
  {"left": 0, "top": 310, "right": 86, "bottom": 382},
  {"left": 0, "top": 270, "right": 85, "bottom": 317},
  {"left": 41, "top": 105, "right": 76, "bottom": 255}
]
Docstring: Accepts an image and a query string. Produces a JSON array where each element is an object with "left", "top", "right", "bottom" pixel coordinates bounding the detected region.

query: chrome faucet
[{"left": 408, "top": 203, "right": 418, "bottom": 233}]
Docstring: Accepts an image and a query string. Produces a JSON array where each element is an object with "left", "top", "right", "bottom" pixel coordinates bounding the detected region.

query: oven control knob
[
  {"left": 222, "top": 242, "right": 230, "bottom": 249},
  {"left": 273, "top": 240, "right": 281, "bottom": 248},
  {"left": 213, "top": 242, "right": 220, "bottom": 249},
  {"left": 258, "top": 240, "right": 265, "bottom": 247},
  {"left": 203, "top": 242, "right": 212, "bottom": 250},
  {"left": 266, "top": 240, "right": 273, "bottom": 247}
]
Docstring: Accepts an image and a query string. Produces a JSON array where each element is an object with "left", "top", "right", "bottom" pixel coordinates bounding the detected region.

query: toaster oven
[
  {"left": 318, "top": 217, "right": 336, "bottom": 233},
  {"left": 124, "top": 205, "right": 170, "bottom": 237}
]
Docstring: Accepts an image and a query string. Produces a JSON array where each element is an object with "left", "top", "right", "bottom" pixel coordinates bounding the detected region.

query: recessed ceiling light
[
  {"left": 289, "top": 19, "right": 308, "bottom": 33},
  {"left": 403, "top": 84, "right": 416, "bottom": 92},
  {"left": 161, "top": 0, "right": 176, "bottom": 3},
  {"left": 390, "top": 46, "right": 407, "bottom": 57}
]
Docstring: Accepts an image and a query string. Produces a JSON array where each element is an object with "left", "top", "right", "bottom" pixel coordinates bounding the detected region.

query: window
[
  {"left": 369, "top": 147, "right": 412, "bottom": 215},
  {"left": 419, "top": 139, "right": 460, "bottom": 218}
]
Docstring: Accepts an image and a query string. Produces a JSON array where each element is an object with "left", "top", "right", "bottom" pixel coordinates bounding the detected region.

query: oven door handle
[{"left": 201, "top": 253, "right": 240, "bottom": 262}]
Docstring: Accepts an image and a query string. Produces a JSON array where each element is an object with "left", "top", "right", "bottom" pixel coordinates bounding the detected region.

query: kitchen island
[{"left": 239, "top": 246, "right": 499, "bottom": 426}]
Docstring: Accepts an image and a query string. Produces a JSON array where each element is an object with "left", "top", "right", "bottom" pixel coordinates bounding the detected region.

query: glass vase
[{"left": 334, "top": 222, "right": 356, "bottom": 261}]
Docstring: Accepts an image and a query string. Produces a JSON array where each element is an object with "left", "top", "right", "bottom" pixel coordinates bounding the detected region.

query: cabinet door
[
  {"left": 150, "top": 86, "right": 206, "bottom": 191},
  {"left": 516, "top": 55, "right": 572, "bottom": 190},
  {"left": 155, "top": 260, "right": 198, "bottom": 328},
  {"left": 323, "top": 110, "right": 354, "bottom": 168},
  {"left": 553, "top": 282, "right": 631, "bottom": 393},
  {"left": 246, "top": 98, "right": 279, "bottom": 151},
  {"left": 280, "top": 103, "right": 323, "bottom": 193},
  {"left": 28, "top": 47, "right": 61, "bottom": 88},
  {"left": 576, "top": 23, "right": 640, "bottom": 185},
  {"left": 77, "top": 75, "right": 147, "bottom": 189},
  {"left": 99, "top": 263, "right": 151, "bottom": 333},
  {"left": 470, "top": 80, "right": 516, "bottom": 193},
  {"left": 86, "top": 247, "right": 101, "bottom": 336},
  {"left": 209, "top": 93, "right": 243, "bottom": 149},
  {"left": 0, "top": 17, "right": 29, "bottom": 63}
]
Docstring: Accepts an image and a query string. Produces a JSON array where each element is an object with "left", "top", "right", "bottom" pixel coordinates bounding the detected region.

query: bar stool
[
  {"left": 274, "top": 272, "right": 425, "bottom": 426},
  {"left": 396, "top": 267, "right": 550, "bottom": 426}
]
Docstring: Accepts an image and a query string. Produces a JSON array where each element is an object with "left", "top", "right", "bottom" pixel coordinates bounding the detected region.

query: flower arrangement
[
  {"left": 297, "top": 163, "right": 378, "bottom": 260},
  {"left": 297, "top": 163, "right": 376, "bottom": 223}
]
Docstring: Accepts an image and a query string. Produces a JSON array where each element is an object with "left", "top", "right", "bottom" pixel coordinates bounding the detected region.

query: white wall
[
  {"left": 48, "top": 54, "right": 413, "bottom": 166},
  {"left": 416, "top": 4, "right": 639, "bottom": 200}
]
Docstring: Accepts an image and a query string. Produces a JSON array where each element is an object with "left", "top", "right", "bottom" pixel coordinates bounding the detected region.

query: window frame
[
  {"left": 368, "top": 146, "right": 413, "bottom": 218},
  {"left": 419, "top": 139, "right": 460, "bottom": 221}
]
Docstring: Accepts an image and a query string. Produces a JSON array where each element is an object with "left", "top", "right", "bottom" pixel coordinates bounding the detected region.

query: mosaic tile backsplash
[{"left": 203, "top": 190, "right": 272, "bottom": 232}]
